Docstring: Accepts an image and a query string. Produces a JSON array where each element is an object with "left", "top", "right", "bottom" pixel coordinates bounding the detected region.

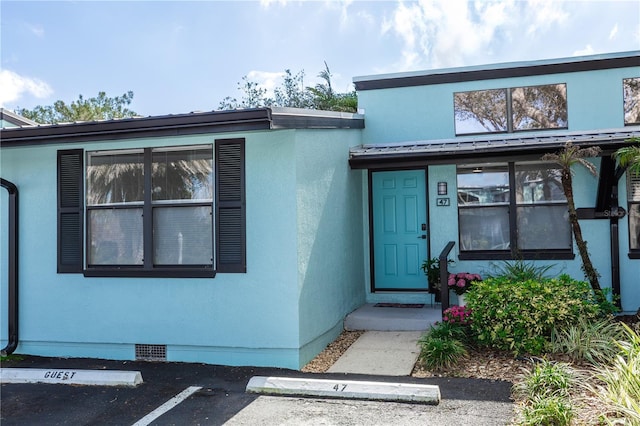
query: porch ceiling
[{"left": 349, "top": 126, "right": 640, "bottom": 169}]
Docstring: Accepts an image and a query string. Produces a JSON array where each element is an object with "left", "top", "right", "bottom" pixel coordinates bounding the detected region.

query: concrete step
[{"left": 344, "top": 304, "right": 441, "bottom": 331}]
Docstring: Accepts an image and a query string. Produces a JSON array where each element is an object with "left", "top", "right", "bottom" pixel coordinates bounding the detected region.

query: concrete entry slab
[
  {"left": 328, "top": 331, "right": 423, "bottom": 376},
  {"left": 344, "top": 304, "right": 440, "bottom": 331}
]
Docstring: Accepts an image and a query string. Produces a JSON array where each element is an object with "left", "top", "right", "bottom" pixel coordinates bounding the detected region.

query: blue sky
[{"left": 1, "top": 0, "right": 639, "bottom": 117}]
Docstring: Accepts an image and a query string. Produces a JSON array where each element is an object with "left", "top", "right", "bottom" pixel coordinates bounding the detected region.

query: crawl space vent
[{"left": 135, "top": 344, "right": 167, "bottom": 361}]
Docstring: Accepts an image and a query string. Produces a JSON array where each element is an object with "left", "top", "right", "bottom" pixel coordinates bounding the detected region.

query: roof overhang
[
  {"left": 349, "top": 127, "right": 640, "bottom": 170},
  {"left": 354, "top": 51, "right": 640, "bottom": 91},
  {"left": 0, "top": 108, "right": 38, "bottom": 127},
  {"left": 0, "top": 107, "right": 364, "bottom": 148}
]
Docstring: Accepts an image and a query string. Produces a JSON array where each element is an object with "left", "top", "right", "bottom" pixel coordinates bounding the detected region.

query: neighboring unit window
[
  {"left": 454, "top": 84, "right": 567, "bottom": 135},
  {"left": 511, "top": 84, "right": 567, "bottom": 131},
  {"left": 457, "top": 164, "right": 510, "bottom": 251},
  {"left": 629, "top": 172, "right": 640, "bottom": 253},
  {"left": 624, "top": 77, "right": 640, "bottom": 125},
  {"left": 454, "top": 89, "right": 507, "bottom": 134},
  {"left": 58, "top": 139, "right": 246, "bottom": 277},
  {"left": 457, "top": 162, "right": 571, "bottom": 259},
  {"left": 514, "top": 162, "right": 570, "bottom": 250}
]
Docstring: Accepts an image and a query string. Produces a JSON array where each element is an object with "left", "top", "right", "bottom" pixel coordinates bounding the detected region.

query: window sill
[
  {"left": 629, "top": 252, "right": 640, "bottom": 260},
  {"left": 83, "top": 268, "right": 216, "bottom": 278},
  {"left": 458, "top": 251, "right": 575, "bottom": 261}
]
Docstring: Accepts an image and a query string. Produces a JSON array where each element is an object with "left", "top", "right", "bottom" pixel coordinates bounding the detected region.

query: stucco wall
[
  {"left": 359, "top": 67, "right": 635, "bottom": 144},
  {"left": 294, "top": 129, "right": 365, "bottom": 366},
  {"left": 0, "top": 130, "right": 315, "bottom": 368},
  {"left": 357, "top": 63, "right": 640, "bottom": 313}
]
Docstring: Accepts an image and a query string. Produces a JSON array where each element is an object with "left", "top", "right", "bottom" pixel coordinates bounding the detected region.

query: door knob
[{"left": 417, "top": 235, "right": 427, "bottom": 239}]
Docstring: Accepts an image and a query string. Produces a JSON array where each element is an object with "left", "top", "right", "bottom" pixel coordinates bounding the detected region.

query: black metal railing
[{"left": 438, "top": 241, "right": 455, "bottom": 315}]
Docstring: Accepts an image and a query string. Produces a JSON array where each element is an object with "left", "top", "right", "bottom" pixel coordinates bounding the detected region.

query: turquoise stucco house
[{"left": 1, "top": 51, "right": 639, "bottom": 369}]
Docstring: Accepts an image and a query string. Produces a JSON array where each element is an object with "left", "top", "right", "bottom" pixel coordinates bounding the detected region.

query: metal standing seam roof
[{"left": 349, "top": 127, "right": 640, "bottom": 162}]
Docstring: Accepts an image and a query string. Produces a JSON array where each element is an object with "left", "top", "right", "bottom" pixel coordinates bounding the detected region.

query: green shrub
[
  {"left": 487, "top": 259, "right": 555, "bottom": 281},
  {"left": 551, "top": 318, "right": 625, "bottom": 365},
  {"left": 426, "top": 320, "right": 468, "bottom": 341},
  {"left": 518, "top": 394, "right": 574, "bottom": 426},
  {"left": 589, "top": 323, "right": 640, "bottom": 424},
  {"left": 514, "top": 361, "right": 578, "bottom": 425},
  {"left": 513, "top": 360, "right": 576, "bottom": 399},
  {"left": 418, "top": 323, "right": 468, "bottom": 370},
  {"left": 466, "top": 274, "right": 609, "bottom": 355}
]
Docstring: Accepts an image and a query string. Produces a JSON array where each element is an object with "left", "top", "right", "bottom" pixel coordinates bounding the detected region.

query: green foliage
[
  {"left": 541, "top": 141, "right": 604, "bottom": 297},
  {"left": 486, "top": 259, "right": 555, "bottom": 281},
  {"left": 218, "top": 62, "right": 357, "bottom": 113},
  {"left": 589, "top": 323, "right": 640, "bottom": 424},
  {"left": 19, "top": 91, "right": 137, "bottom": 124},
  {"left": 515, "top": 361, "right": 576, "bottom": 426},
  {"left": 514, "top": 360, "right": 575, "bottom": 399},
  {"left": 518, "top": 394, "right": 574, "bottom": 426},
  {"left": 0, "top": 354, "right": 24, "bottom": 362},
  {"left": 466, "top": 274, "right": 610, "bottom": 355},
  {"left": 551, "top": 318, "right": 625, "bottom": 365},
  {"left": 614, "top": 137, "right": 640, "bottom": 177},
  {"left": 426, "top": 321, "right": 468, "bottom": 341},
  {"left": 418, "top": 323, "right": 468, "bottom": 370},
  {"left": 421, "top": 257, "right": 454, "bottom": 291}
]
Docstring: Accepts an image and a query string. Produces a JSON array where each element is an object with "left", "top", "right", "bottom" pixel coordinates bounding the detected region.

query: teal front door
[{"left": 372, "top": 170, "right": 428, "bottom": 291}]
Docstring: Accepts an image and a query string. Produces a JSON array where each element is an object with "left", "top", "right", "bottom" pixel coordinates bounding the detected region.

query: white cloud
[
  {"left": 0, "top": 70, "right": 53, "bottom": 108},
  {"left": 573, "top": 45, "right": 595, "bottom": 56},
  {"left": 382, "top": 0, "right": 574, "bottom": 72},
  {"left": 382, "top": 0, "right": 512, "bottom": 70},
  {"left": 246, "top": 70, "right": 286, "bottom": 98},
  {"left": 27, "top": 23, "right": 45, "bottom": 37},
  {"left": 525, "top": 0, "right": 568, "bottom": 37},
  {"left": 259, "top": 0, "right": 289, "bottom": 8},
  {"left": 608, "top": 23, "right": 618, "bottom": 40}
]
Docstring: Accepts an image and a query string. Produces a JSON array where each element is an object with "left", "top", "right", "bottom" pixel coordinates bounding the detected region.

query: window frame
[
  {"left": 454, "top": 83, "right": 568, "bottom": 136},
  {"left": 628, "top": 171, "right": 640, "bottom": 259},
  {"left": 457, "top": 162, "right": 574, "bottom": 261},
  {"left": 85, "top": 145, "right": 215, "bottom": 276},
  {"left": 57, "top": 138, "right": 246, "bottom": 278},
  {"left": 623, "top": 77, "right": 640, "bottom": 126}
]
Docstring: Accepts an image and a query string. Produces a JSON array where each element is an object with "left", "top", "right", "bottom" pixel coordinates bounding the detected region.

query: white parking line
[{"left": 132, "top": 386, "right": 202, "bottom": 426}]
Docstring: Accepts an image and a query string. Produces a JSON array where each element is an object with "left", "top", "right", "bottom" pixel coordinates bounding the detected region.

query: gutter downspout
[{"left": 1, "top": 178, "right": 18, "bottom": 355}]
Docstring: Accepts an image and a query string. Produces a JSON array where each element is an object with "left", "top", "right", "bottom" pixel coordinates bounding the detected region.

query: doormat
[{"left": 374, "top": 303, "right": 425, "bottom": 308}]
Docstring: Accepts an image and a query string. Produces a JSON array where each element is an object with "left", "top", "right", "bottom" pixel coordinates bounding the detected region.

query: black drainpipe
[{"left": 1, "top": 178, "right": 18, "bottom": 356}]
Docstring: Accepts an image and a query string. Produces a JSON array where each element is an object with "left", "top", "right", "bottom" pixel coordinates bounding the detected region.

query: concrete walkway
[{"left": 328, "top": 331, "right": 423, "bottom": 376}]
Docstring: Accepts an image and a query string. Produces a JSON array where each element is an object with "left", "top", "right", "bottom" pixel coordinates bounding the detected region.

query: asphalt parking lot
[{"left": 1, "top": 355, "right": 514, "bottom": 425}]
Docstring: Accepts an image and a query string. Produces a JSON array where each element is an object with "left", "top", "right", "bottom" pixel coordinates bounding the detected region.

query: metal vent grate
[{"left": 135, "top": 344, "right": 167, "bottom": 361}]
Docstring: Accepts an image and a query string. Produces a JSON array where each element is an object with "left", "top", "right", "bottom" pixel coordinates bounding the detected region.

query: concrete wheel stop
[
  {"left": 246, "top": 376, "right": 440, "bottom": 404},
  {"left": 1, "top": 368, "right": 143, "bottom": 387}
]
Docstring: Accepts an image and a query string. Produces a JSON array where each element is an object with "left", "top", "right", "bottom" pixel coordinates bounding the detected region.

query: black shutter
[
  {"left": 215, "top": 139, "right": 246, "bottom": 273},
  {"left": 57, "top": 150, "right": 84, "bottom": 273}
]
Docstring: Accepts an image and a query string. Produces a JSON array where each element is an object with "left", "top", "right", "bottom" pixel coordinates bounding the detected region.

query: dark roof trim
[
  {"left": 354, "top": 52, "right": 640, "bottom": 91},
  {"left": 0, "top": 108, "right": 38, "bottom": 127},
  {"left": 0, "top": 107, "right": 365, "bottom": 147},
  {"left": 0, "top": 109, "right": 273, "bottom": 147},
  {"left": 349, "top": 127, "right": 640, "bottom": 169}
]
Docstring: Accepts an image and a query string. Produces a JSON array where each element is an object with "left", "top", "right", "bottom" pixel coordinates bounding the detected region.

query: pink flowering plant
[
  {"left": 447, "top": 272, "right": 482, "bottom": 295},
  {"left": 442, "top": 305, "right": 472, "bottom": 326}
]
